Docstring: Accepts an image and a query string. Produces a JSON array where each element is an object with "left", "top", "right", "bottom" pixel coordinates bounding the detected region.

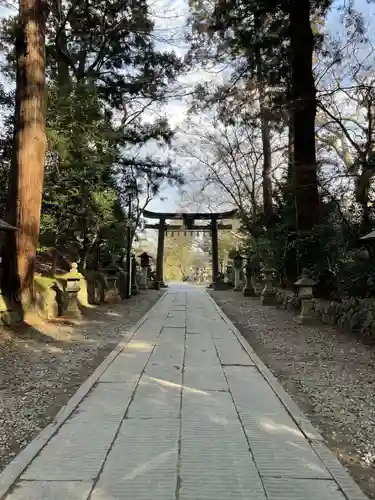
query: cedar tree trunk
[
  {"left": 254, "top": 13, "right": 273, "bottom": 223},
  {"left": 290, "top": 0, "right": 320, "bottom": 232},
  {"left": 5, "top": 0, "right": 47, "bottom": 300}
]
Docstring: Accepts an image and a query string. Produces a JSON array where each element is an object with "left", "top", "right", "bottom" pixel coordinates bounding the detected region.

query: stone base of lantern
[
  {"left": 233, "top": 269, "right": 242, "bottom": 291},
  {"left": 294, "top": 299, "right": 315, "bottom": 324},
  {"left": 243, "top": 284, "right": 255, "bottom": 297},
  {"left": 154, "top": 281, "right": 161, "bottom": 290},
  {"left": 64, "top": 293, "right": 82, "bottom": 320},
  {"left": 261, "top": 290, "right": 277, "bottom": 305},
  {"left": 139, "top": 268, "right": 148, "bottom": 290}
]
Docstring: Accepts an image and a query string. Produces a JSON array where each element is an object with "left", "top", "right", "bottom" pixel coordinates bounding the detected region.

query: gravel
[
  {"left": 210, "top": 290, "right": 375, "bottom": 500},
  {"left": 0, "top": 290, "right": 163, "bottom": 473}
]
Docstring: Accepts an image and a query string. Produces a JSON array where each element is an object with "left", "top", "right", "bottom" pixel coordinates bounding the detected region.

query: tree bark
[
  {"left": 289, "top": 0, "right": 320, "bottom": 232},
  {"left": 254, "top": 13, "right": 273, "bottom": 223},
  {"left": 284, "top": 117, "right": 298, "bottom": 286},
  {"left": 260, "top": 103, "right": 273, "bottom": 221},
  {"left": 287, "top": 115, "right": 295, "bottom": 201},
  {"left": 5, "top": 0, "right": 47, "bottom": 300}
]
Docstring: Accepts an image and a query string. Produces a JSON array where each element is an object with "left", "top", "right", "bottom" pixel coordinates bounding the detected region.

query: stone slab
[
  {"left": 213, "top": 337, "right": 255, "bottom": 366},
  {"left": 22, "top": 384, "right": 134, "bottom": 480},
  {"left": 144, "top": 363, "right": 183, "bottom": 386},
  {"left": 184, "top": 342, "right": 221, "bottom": 368},
  {"left": 224, "top": 366, "right": 288, "bottom": 415},
  {"left": 184, "top": 365, "right": 228, "bottom": 391},
  {"left": 149, "top": 347, "right": 184, "bottom": 368},
  {"left": 126, "top": 339, "right": 155, "bottom": 353},
  {"left": 163, "top": 317, "right": 186, "bottom": 328},
  {"left": 158, "top": 327, "right": 186, "bottom": 344},
  {"left": 133, "top": 318, "right": 164, "bottom": 341},
  {"left": 91, "top": 419, "right": 179, "bottom": 500},
  {"left": 182, "top": 389, "right": 238, "bottom": 423},
  {"left": 99, "top": 352, "right": 150, "bottom": 383},
  {"left": 127, "top": 378, "right": 181, "bottom": 418},
  {"left": 180, "top": 419, "right": 266, "bottom": 500}
]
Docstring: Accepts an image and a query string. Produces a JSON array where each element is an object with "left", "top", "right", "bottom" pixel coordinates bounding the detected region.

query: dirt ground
[
  {"left": 210, "top": 290, "right": 375, "bottom": 500},
  {"left": 0, "top": 290, "right": 163, "bottom": 473}
]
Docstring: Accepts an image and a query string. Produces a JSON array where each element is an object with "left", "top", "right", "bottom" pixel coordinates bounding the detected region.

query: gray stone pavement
[{"left": 0, "top": 285, "right": 369, "bottom": 500}]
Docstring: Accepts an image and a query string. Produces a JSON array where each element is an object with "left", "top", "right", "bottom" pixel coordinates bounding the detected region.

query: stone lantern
[
  {"left": 243, "top": 260, "right": 255, "bottom": 297},
  {"left": 232, "top": 252, "right": 244, "bottom": 292},
  {"left": 260, "top": 264, "right": 277, "bottom": 305},
  {"left": 139, "top": 252, "right": 151, "bottom": 290},
  {"left": 63, "top": 262, "right": 83, "bottom": 319},
  {"left": 294, "top": 268, "right": 316, "bottom": 324}
]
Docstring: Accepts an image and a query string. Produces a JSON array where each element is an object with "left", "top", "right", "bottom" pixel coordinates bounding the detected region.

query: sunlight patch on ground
[
  {"left": 146, "top": 376, "right": 209, "bottom": 395},
  {"left": 126, "top": 341, "right": 154, "bottom": 352},
  {"left": 260, "top": 419, "right": 304, "bottom": 438},
  {"left": 122, "top": 450, "right": 176, "bottom": 481}
]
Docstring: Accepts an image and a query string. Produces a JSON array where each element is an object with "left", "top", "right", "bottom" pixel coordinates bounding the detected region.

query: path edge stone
[
  {"left": 0, "top": 292, "right": 167, "bottom": 500},
  {"left": 207, "top": 292, "right": 369, "bottom": 500}
]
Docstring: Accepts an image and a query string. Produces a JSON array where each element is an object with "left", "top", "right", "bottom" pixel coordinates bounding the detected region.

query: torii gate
[{"left": 143, "top": 209, "right": 237, "bottom": 286}]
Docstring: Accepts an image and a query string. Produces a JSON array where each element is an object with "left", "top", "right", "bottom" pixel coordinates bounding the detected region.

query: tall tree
[
  {"left": 289, "top": 0, "right": 321, "bottom": 233},
  {"left": 4, "top": 0, "right": 47, "bottom": 302}
]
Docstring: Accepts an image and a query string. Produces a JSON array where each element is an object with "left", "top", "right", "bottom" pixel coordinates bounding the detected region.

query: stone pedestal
[
  {"left": 260, "top": 266, "right": 277, "bottom": 305},
  {"left": 294, "top": 269, "right": 316, "bottom": 324},
  {"left": 295, "top": 299, "right": 315, "bottom": 324},
  {"left": 139, "top": 267, "right": 148, "bottom": 290},
  {"left": 243, "top": 263, "right": 255, "bottom": 297},
  {"left": 131, "top": 257, "right": 139, "bottom": 295},
  {"left": 233, "top": 268, "right": 242, "bottom": 291},
  {"left": 251, "top": 276, "right": 260, "bottom": 295},
  {"left": 232, "top": 252, "right": 243, "bottom": 292},
  {"left": 154, "top": 281, "right": 161, "bottom": 291},
  {"left": 65, "top": 287, "right": 82, "bottom": 319}
]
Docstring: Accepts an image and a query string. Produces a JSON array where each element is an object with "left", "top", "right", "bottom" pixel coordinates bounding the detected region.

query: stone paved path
[{"left": 0, "top": 285, "right": 369, "bottom": 499}]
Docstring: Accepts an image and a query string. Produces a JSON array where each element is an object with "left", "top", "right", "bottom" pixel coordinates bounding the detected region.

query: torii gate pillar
[
  {"left": 156, "top": 216, "right": 167, "bottom": 288},
  {"left": 211, "top": 216, "right": 219, "bottom": 284}
]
